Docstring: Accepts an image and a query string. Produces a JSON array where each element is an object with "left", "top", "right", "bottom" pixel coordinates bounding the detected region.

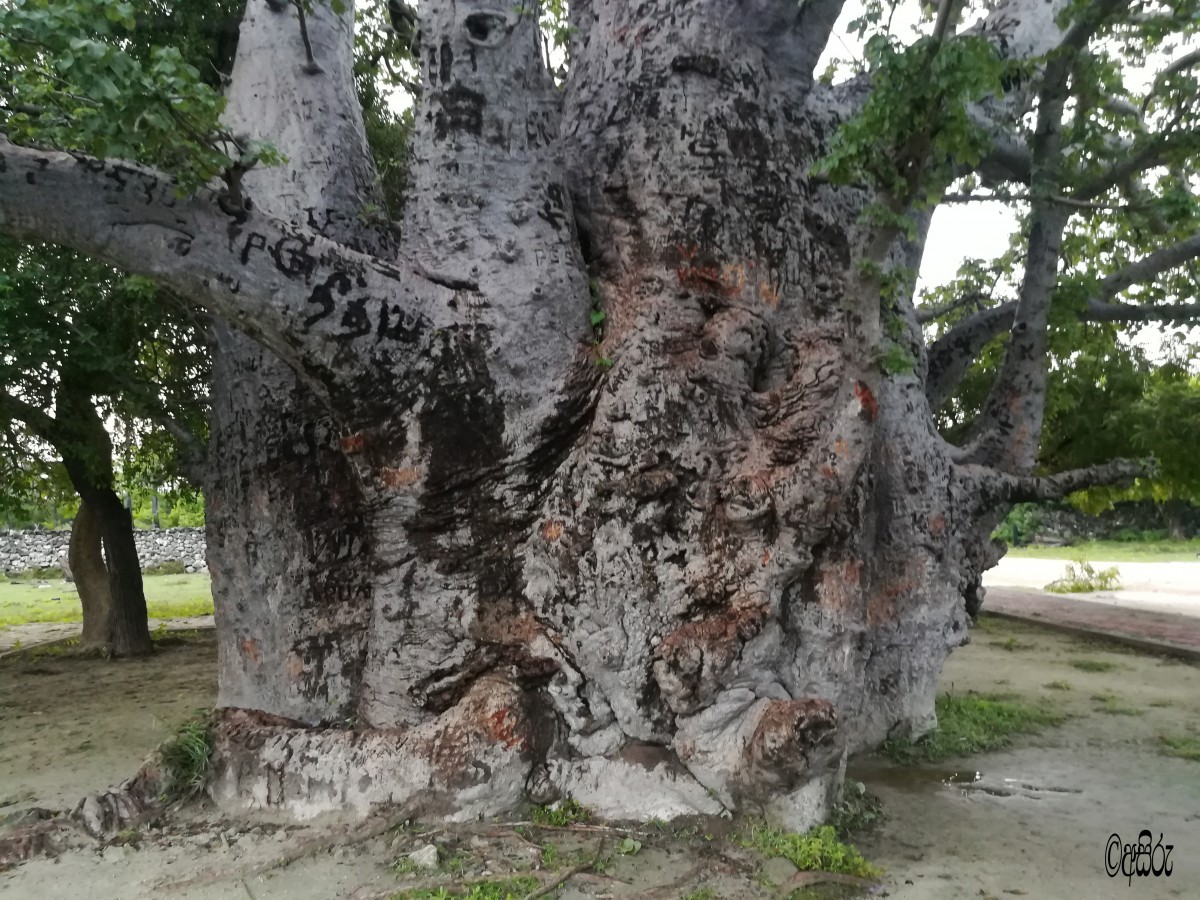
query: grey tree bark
[{"left": 0, "top": 0, "right": 1181, "bottom": 824}]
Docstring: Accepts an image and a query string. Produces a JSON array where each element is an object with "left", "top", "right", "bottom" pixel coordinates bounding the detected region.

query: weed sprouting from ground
[
  {"left": 744, "top": 823, "right": 880, "bottom": 878},
  {"left": 530, "top": 797, "right": 590, "bottom": 826},
  {"left": 1045, "top": 560, "right": 1121, "bottom": 593},
  {"left": 828, "top": 780, "right": 883, "bottom": 838},
  {"left": 159, "top": 712, "right": 214, "bottom": 802},
  {"left": 882, "top": 693, "right": 1066, "bottom": 764},
  {"left": 1044, "top": 680, "right": 1073, "bottom": 690},
  {"left": 1159, "top": 735, "right": 1200, "bottom": 761},
  {"left": 1070, "top": 659, "right": 1119, "bottom": 673}
]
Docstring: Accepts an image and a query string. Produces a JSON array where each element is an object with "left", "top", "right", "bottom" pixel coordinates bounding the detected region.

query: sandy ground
[
  {"left": 985, "top": 557, "right": 1200, "bottom": 618},
  {"left": 2, "top": 620, "right": 1199, "bottom": 899},
  {"left": 0, "top": 616, "right": 216, "bottom": 657}
]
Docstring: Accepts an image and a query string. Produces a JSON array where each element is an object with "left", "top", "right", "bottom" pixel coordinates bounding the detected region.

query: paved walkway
[{"left": 985, "top": 586, "right": 1200, "bottom": 660}]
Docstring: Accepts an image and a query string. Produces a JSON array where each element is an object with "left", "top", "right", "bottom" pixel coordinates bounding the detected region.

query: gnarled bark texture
[
  {"left": 0, "top": 0, "right": 1165, "bottom": 826},
  {"left": 70, "top": 499, "right": 113, "bottom": 649}
]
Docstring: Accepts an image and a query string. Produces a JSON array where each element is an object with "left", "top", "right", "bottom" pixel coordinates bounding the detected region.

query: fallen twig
[{"left": 525, "top": 838, "right": 604, "bottom": 899}]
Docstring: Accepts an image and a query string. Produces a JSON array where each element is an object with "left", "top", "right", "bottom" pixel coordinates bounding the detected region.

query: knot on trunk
[
  {"left": 653, "top": 604, "right": 767, "bottom": 715},
  {"left": 737, "top": 698, "right": 840, "bottom": 798}
]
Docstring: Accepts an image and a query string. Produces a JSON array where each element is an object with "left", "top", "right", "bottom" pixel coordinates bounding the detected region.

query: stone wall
[{"left": 0, "top": 527, "right": 207, "bottom": 575}]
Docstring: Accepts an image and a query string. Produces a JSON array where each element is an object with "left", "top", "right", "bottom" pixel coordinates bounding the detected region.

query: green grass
[
  {"left": 744, "top": 823, "right": 880, "bottom": 879},
  {"left": 1044, "top": 680, "right": 1073, "bottom": 691},
  {"left": 530, "top": 797, "right": 591, "bottom": 827},
  {"left": 882, "top": 693, "right": 1066, "bottom": 764},
  {"left": 1090, "top": 692, "right": 1143, "bottom": 716},
  {"left": 158, "top": 712, "right": 214, "bottom": 802},
  {"left": 1007, "top": 539, "right": 1200, "bottom": 563},
  {"left": 391, "top": 876, "right": 539, "bottom": 899},
  {"left": 0, "top": 573, "right": 213, "bottom": 626},
  {"left": 1069, "top": 658, "right": 1119, "bottom": 673},
  {"left": 1159, "top": 734, "right": 1200, "bottom": 761}
]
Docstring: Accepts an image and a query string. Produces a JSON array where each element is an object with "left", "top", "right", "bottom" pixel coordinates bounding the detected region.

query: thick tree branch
[
  {"left": 1097, "top": 232, "right": 1200, "bottom": 297},
  {"left": 0, "top": 136, "right": 442, "bottom": 406},
  {"left": 0, "top": 392, "right": 58, "bottom": 440},
  {"left": 964, "top": 457, "right": 1152, "bottom": 505}
]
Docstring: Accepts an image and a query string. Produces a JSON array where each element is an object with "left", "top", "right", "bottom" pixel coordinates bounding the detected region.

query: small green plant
[
  {"left": 1044, "top": 680, "right": 1073, "bottom": 691},
  {"left": 616, "top": 836, "right": 642, "bottom": 856},
  {"left": 151, "top": 621, "right": 170, "bottom": 642},
  {"left": 1045, "top": 560, "right": 1121, "bottom": 593},
  {"left": 1159, "top": 734, "right": 1200, "bottom": 761},
  {"left": 1148, "top": 699, "right": 1173, "bottom": 708},
  {"left": 1070, "top": 659, "right": 1118, "bottom": 673},
  {"left": 110, "top": 827, "right": 141, "bottom": 848},
  {"left": 882, "top": 693, "right": 1066, "bottom": 764},
  {"left": 744, "top": 823, "right": 880, "bottom": 879},
  {"left": 828, "top": 780, "right": 883, "bottom": 838},
  {"left": 530, "top": 797, "right": 590, "bottom": 826},
  {"left": 683, "top": 890, "right": 716, "bottom": 900},
  {"left": 158, "top": 712, "right": 214, "bottom": 802}
]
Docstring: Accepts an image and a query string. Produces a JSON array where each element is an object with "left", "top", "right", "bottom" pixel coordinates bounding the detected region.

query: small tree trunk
[
  {"left": 89, "top": 489, "right": 152, "bottom": 657},
  {"left": 70, "top": 499, "right": 113, "bottom": 648}
]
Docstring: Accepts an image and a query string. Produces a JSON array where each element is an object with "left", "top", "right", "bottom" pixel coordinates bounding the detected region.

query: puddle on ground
[
  {"left": 849, "top": 762, "right": 983, "bottom": 793},
  {"left": 850, "top": 760, "right": 1083, "bottom": 801}
]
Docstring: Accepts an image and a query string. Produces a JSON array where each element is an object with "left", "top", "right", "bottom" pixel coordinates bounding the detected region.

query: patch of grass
[
  {"left": 391, "top": 876, "right": 540, "bottom": 899},
  {"left": 1008, "top": 539, "right": 1200, "bottom": 563},
  {"left": 1148, "top": 699, "right": 1173, "bottom": 708},
  {"left": 158, "top": 712, "right": 214, "bottom": 802},
  {"left": 882, "top": 693, "right": 1066, "bottom": 764},
  {"left": 1159, "top": 734, "right": 1200, "bottom": 761},
  {"left": 744, "top": 823, "right": 880, "bottom": 879},
  {"left": 4, "top": 566, "right": 66, "bottom": 581},
  {"left": 1090, "top": 692, "right": 1142, "bottom": 716},
  {"left": 1069, "top": 659, "right": 1118, "bottom": 673},
  {"left": 530, "top": 797, "right": 590, "bottom": 827},
  {"left": 683, "top": 891, "right": 716, "bottom": 900},
  {"left": 828, "top": 780, "right": 883, "bottom": 839},
  {"left": 1044, "top": 680, "right": 1073, "bottom": 691},
  {"left": 0, "top": 573, "right": 213, "bottom": 626},
  {"left": 1045, "top": 560, "right": 1121, "bottom": 593},
  {"left": 142, "top": 560, "right": 187, "bottom": 576}
]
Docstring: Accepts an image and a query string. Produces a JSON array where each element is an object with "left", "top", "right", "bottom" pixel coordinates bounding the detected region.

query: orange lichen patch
[
  {"left": 758, "top": 280, "right": 779, "bottom": 308},
  {"left": 540, "top": 519, "right": 565, "bottom": 542},
  {"left": 854, "top": 380, "right": 879, "bottom": 421},
  {"left": 744, "top": 698, "right": 838, "bottom": 773},
  {"left": 380, "top": 466, "right": 421, "bottom": 488},
  {"left": 761, "top": 549, "right": 772, "bottom": 567},
  {"left": 833, "top": 436, "right": 849, "bottom": 458},
  {"left": 240, "top": 638, "right": 261, "bottom": 664},
  {"left": 867, "top": 558, "right": 924, "bottom": 625},
  {"left": 339, "top": 432, "right": 366, "bottom": 454},
  {"left": 673, "top": 245, "right": 746, "bottom": 298}
]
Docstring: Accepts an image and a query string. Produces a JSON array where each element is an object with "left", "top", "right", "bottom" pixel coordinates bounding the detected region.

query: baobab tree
[{"left": 1, "top": 0, "right": 1197, "bottom": 827}]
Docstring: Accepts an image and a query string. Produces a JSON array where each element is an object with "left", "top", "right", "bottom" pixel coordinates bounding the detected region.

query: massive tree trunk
[
  {"left": 0, "top": 0, "right": 1160, "bottom": 825},
  {"left": 70, "top": 499, "right": 113, "bottom": 649}
]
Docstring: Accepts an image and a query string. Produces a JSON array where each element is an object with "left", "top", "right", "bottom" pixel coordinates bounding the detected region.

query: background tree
[
  {"left": 1, "top": 0, "right": 1198, "bottom": 827},
  {"left": 0, "top": 239, "right": 208, "bottom": 654}
]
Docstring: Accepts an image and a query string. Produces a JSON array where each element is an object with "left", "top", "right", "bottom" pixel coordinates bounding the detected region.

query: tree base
[{"left": 209, "top": 703, "right": 842, "bottom": 831}]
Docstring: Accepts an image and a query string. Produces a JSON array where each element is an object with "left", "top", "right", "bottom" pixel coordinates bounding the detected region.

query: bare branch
[
  {"left": 964, "top": 457, "right": 1152, "bottom": 504},
  {"left": 1085, "top": 299, "right": 1200, "bottom": 324},
  {"left": 1142, "top": 47, "right": 1200, "bottom": 113},
  {"left": 1097, "top": 232, "right": 1200, "bottom": 298},
  {"left": 926, "top": 304, "right": 1015, "bottom": 409},
  {"left": 916, "top": 291, "right": 993, "bottom": 325}
]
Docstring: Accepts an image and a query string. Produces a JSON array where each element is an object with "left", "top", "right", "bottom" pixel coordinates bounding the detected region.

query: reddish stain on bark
[
  {"left": 380, "top": 466, "right": 421, "bottom": 488},
  {"left": 540, "top": 519, "right": 565, "bottom": 542},
  {"left": 818, "top": 560, "right": 862, "bottom": 611},
  {"left": 286, "top": 652, "right": 304, "bottom": 680},
  {"left": 339, "top": 432, "right": 366, "bottom": 454},
  {"left": 486, "top": 708, "right": 529, "bottom": 751},
  {"left": 240, "top": 638, "right": 260, "bottom": 663},
  {"left": 854, "top": 381, "right": 879, "bottom": 421},
  {"left": 929, "top": 513, "right": 945, "bottom": 535},
  {"left": 674, "top": 245, "right": 741, "bottom": 297}
]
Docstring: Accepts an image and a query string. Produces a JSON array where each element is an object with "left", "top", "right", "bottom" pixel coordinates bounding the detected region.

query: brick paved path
[{"left": 985, "top": 587, "right": 1200, "bottom": 659}]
